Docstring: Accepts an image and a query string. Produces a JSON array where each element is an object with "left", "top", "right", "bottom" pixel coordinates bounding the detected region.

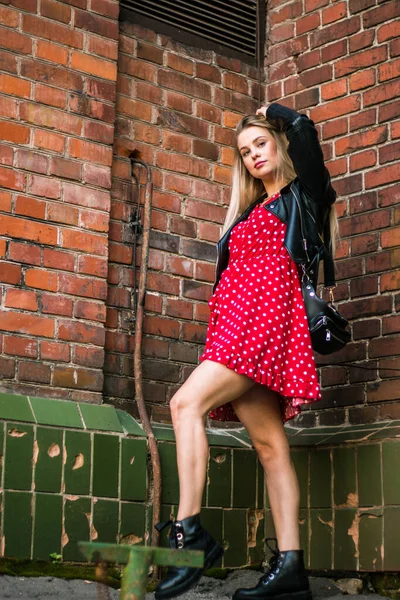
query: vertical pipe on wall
[{"left": 130, "top": 157, "right": 161, "bottom": 551}]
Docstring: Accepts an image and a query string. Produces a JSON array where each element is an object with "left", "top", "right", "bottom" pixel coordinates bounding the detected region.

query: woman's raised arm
[{"left": 259, "top": 103, "right": 336, "bottom": 206}]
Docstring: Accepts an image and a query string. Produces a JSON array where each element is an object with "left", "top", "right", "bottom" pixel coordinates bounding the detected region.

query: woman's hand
[{"left": 256, "top": 106, "right": 268, "bottom": 118}]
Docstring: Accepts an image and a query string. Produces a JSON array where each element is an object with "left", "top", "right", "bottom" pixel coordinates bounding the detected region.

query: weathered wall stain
[
  {"left": 318, "top": 515, "right": 333, "bottom": 528},
  {"left": 120, "top": 533, "right": 143, "bottom": 545},
  {"left": 213, "top": 453, "right": 226, "bottom": 464},
  {"left": 348, "top": 514, "right": 360, "bottom": 559},
  {"left": 32, "top": 440, "right": 39, "bottom": 466},
  {"left": 48, "top": 443, "right": 60, "bottom": 458},
  {"left": 337, "top": 492, "right": 358, "bottom": 508},
  {"left": 72, "top": 453, "right": 84, "bottom": 470},
  {"left": 8, "top": 429, "right": 27, "bottom": 438},
  {"left": 247, "top": 509, "right": 264, "bottom": 548},
  {"left": 61, "top": 530, "right": 69, "bottom": 548}
]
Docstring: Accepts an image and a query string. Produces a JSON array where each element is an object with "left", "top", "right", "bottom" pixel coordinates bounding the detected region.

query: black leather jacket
[{"left": 213, "top": 103, "right": 337, "bottom": 293}]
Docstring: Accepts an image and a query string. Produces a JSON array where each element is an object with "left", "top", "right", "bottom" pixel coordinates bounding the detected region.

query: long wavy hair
[{"left": 223, "top": 114, "right": 339, "bottom": 256}]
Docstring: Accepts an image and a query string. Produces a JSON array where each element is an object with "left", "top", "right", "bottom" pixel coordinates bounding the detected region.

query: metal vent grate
[{"left": 120, "top": 0, "right": 262, "bottom": 60}]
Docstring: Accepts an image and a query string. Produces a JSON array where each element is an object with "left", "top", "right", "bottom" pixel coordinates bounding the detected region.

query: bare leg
[
  {"left": 232, "top": 385, "right": 300, "bottom": 551},
  {"left": 170, "top": 360, "right": 255, "bottom": 520}
]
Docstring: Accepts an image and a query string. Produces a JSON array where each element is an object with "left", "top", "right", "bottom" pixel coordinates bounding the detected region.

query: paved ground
[{"left": 0, "top": 571, "right": 388, "bottom": 599}]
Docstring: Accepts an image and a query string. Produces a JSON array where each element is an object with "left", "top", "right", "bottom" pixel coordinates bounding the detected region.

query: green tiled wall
[{"left": 0, "top": 392, "right": 399, "bottom": 571}]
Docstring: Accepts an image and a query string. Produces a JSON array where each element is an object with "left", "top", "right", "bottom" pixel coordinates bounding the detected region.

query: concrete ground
[{"left": 0, "top": 570, "right": 388, "bottom": 600}]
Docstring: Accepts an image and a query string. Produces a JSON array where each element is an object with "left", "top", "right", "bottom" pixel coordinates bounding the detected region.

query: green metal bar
[
  {"left": 78, "top": 542, "right": 204, "bottom": 600},
  {"left": 120, "top": 549, "right": 152, "bottom": 600},
  {"left": 78, "top": 542, "right": 204, "bottom": 568}
]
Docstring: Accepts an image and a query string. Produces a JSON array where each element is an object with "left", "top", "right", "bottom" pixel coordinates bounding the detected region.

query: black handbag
[
  {"left": 301, "top": 269, "right": 351, "bottom": 355},
  {"left": 297, "top": 200, "right": 351, "bottom": 355}
]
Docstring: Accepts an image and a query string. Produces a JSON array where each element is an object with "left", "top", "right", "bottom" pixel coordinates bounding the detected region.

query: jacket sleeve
[{"left": 266, "top": 103, "right": 336, "bottom": 206}]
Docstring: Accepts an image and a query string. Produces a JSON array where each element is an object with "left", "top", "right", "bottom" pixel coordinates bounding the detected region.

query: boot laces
[
  {"left": 154, "top": 520, "right": 185, "bottom": 549},
  {"left": 261, "top": 538, "right": 283, "bottom": 583}
]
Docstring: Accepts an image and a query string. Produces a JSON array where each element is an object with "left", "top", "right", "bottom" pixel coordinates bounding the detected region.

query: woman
[{"left": 155, "top": 103, "right": 337, "bottom": 600}]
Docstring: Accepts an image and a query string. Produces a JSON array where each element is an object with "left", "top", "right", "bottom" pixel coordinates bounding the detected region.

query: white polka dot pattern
[{"left": 199, "top": 192, "right": 321, "bottom": 423}]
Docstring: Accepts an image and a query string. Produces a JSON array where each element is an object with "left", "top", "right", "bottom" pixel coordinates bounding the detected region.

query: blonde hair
[{"left": 223, "top": 114, "right": 339, "bottom": 257}]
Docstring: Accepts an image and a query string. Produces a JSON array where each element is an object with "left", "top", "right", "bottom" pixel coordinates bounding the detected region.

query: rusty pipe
[{"left": 130, "top": 157, "right": 162, "bottom": 550}]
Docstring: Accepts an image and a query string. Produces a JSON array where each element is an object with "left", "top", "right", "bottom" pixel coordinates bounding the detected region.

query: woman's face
[{"left": 237, "top": 126, "right": 279, "bottom": 182}]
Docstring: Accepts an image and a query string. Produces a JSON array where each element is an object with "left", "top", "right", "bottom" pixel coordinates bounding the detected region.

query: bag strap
[
  {"left": 298, "top": 195, "right": 336, "bottom": 288},
  {"left": 322, "top": 214, "right": 336, "bottom": 288}
]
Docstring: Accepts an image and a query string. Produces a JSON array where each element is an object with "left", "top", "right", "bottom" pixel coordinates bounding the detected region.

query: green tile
[
  {"left": 201, "top": 507, "right": 223, "bottom": 542},
  {"left": 333, "top": 447, "right": 356, "bottom": 507},
  {"left": 158, "top": 505, "right": 177, "bottom": 547},
  {"left": 299, "top": 509, "right": 309, "bottom": 569},
  {"left": 310, "top": 509, "right": 332, "bottom": 570},
  {"left": 257, "top": 460, "right": 265, "bottom": 509},
  {"left": 4, "top": 424, "right": 33, "bottom": 490},
  {"left": 264, "top": 509, "right": 276, "bottom": 560},
  {"left": 153, "top": 425, "right": 176, "bottom": 442},
  {"left": 382, "top": 441, "right": 400, "bottom": 505},
  {"left": 232, "top": 449, "right": 257, "bottom": 508},
  {"left": 3, "top": 491, "right": 33, "bottom": 558},
  {"left": 35, "top": 427, "right": 63, "bottom": 493},
  {"left": 93, "top": 434, "right": 119, "bottom": 498},
  {"left": 358, "top": 444, "right": 382, "bottom": 507},
  {"left": 79, "top": 403, "right": 123, "bottom": 432},
  {"left": 201, "top": 508, "right": 223, "bottom": 568},
  {"left": 33, "top": 493, "right": 62, "bottom": 560},
  {"left": 367, "top": 426, "right": 400, "bottom": 440},
  {"left": 63, "top": 497, "right": 91, "bottom": 561},
  {"left": 346, "top": 423, "right": 385, "bottom": 431},
  {"left": 334, "top": 509, "right": 358, "bottom": 570},
  {"left": 316, "top": 432, "right": 350, "bottom": 445},
  {"left": 384, "top": 507, "right": 400, "bottom": 571},
  {"left": 292, "top": 450, "right": 309, "bottom": 509},
  {"left": 224, "top": 432, "right": 253, "bottom": 448},
  {"left": 310, "top": 448, "right": 331, "bottom": 508},
  {"left": 284, "top": 425, "right": 302, "bottom": 436},
  {"left": 248, "top": 508, "right": 266, "bottom": 566},
  {"left": 120, "top": 502, "right": 146, "bottom": 545},
  {"left": 208, "top": 448, "right": 231, "bottom": 508},
  {"left": 30, "top": 397, "right": 83, "bottom": 428},
  {"left": 231, "top": 429, "right": 253, "bottom": 445},
  {"left": 116, "top": 410, "right": 145, "bottom": 436},
  {"left": 292, "top": 433, "right": 333, "bottom": 447},
  {"left": 206, "top": 431, "right": 244, "bottom": 447},
  {"left": 93, "top": 499, "right": 119, "bottom": 543},
  {"left": 64, "top": 430, "right": 91, "bottom": 495},
  {"left": 324, "top": 426, "right": 382, "bottom": 445},
  {"left": 359, "top": 509, "right": 383, "bottom": 571},
  {"left": 0, "top": 421, "right": 4, "bottom": 484},
  {"left": 121, "top": 438, "right": 147, "bottom": 501},
  {"left": 159, "top": 443, "right": 179, "bottom": 505},
  {"left": 0, "top": 393, "right": 35, "bottom": 423},
  {"left": 223, "top": 509, "right": 247, "bottom": 567}
]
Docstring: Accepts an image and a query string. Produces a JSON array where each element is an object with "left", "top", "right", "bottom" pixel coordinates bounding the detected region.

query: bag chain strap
[{"left": 295, "top": 187, "right": 336, "bottom": 300}]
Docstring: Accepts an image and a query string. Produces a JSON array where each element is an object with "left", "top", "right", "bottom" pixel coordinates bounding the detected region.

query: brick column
[
  {"left": 0, "top": 1, "right": 119, "bottom": 402},
  {"left": 104, "top": 21, "right": 260, "bottom": 416},
  {"left": 266, "top": 0, "right": 400, "bottom": 426}
]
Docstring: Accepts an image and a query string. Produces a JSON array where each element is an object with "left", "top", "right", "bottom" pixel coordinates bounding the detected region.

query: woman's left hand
[{"left": 256, "top": 106, "right": 268, "bottom": 118}]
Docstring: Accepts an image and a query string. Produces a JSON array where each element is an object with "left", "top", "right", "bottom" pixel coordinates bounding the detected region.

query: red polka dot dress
[{"left": 199, "top": 192, "right": 321, "bottom": 423}]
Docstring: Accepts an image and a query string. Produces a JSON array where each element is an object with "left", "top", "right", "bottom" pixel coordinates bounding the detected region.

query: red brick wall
[
  {"left": 104, "top": 20, "right": 260, "bottom": 417},
  {"left": 0, "top": 0, "right": 119, "bottom": 402},
  {"left": 0, "top": 0, "right": 399, "bottom": 426},
  {"left": 266, "top": 0, "right": 400, "bottom": 426}
]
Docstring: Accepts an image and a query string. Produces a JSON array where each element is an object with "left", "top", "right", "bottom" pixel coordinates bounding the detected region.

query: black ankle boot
[
  {"left": 233, "top": 539, "right": 312, "bottom": 600},
  {"left": 154, "top": 514, "right": 224, "bottom": 600}
]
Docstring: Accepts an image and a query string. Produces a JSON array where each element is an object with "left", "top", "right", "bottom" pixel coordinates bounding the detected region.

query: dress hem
[{"left": 200, "top": 351, "right": 321, "bottom": 423}]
